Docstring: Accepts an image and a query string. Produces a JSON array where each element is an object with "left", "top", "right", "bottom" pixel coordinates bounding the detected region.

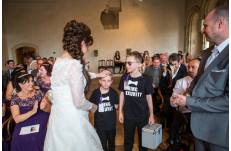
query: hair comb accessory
[
  {"left": 15, "top": 67, "right": 24, "bottom": 72},
  {"left": 18, "top": 74, "right": 29, "bottom": 79}
]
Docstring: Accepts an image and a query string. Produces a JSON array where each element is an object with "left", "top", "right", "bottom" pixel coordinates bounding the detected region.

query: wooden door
[{"left": 17, "top": 48, "right": 24, "bottom": 65}]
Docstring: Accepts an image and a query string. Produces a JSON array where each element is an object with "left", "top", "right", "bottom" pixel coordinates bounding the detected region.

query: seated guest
[
  {"left": 167, "top": 58, "right": 200, "bottom": 145},
  {"left": 143, "top": 50, "right": 149, "bottom": 58},
  {"left": 114, "top": 51, "right": 125, "bottom": 74},
  {"left": 43, "top": 57, "right": 48, "bottom": 62},
  {"left": 161, "top": 54, "right": 168, "bottom": 66},
  {"left": 3, "top": 60, "right": 15, "bottom": 92},
  {"left": 23, "top": 56, "right": 33, "bottom": 72},
  {"left": 48, "top": 57, "right": 55, "bottom": 66},
  {"left": 36, "top": 55, "right": 41, "bottom": 60},
  {"left": 170, "top": 58, "right": 201, "bottom": 111},
  {"left": 140, "top": 52, "right": 144, "bottom": 63},
  {"left": 160, "top": 53, "right": 188, "bottom": 128},
  {"left": 144, "top": 56, "right": 164, "bottom": 116},
  {"left": 141, "top": 55, "right": 152, "bottom": 73},
  {"left": 6, "top": 67, "right": 26, "bottom": 101},
  {"left": 178, "top": 54, "right": 187, "bottom": 71},
  {"left": 28, "top": 60, "right": 38, "bottom": 74},
  {"left": 35, "top": 62, "right": 52, "bottom": 96},
  {"left": 5, "top": 67, "right": 26, "bottom": 118},
  {"left": 31, "top": 59, "right": 44, "bottom": 81},
  {"left": 10, "top": 72, "right": 50, "bottom": 151},
  {"left": 2, "top": 61, "right": 10, "bottom": 75},
  {"left": 2, "top": 96, "right": 9, "bottom": 151}
]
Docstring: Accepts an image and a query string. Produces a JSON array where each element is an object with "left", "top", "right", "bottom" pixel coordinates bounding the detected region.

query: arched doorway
[
  {"left": 185, "top": 6, "right": 200, "bottom": 58},
  {"left": 16, "top": 47, "right": 36, "bottom": 65},
  {"left": 12, "top": 43, "right": 39, "bottom": 65}
]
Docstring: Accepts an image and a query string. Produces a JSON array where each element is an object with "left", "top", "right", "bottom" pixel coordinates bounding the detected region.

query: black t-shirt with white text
[
  {"left": 118, "top": 73, "right": 154, "bottom": 119},
  {"left": 89, "top": 88, "right": 119, "bottom": 130}
]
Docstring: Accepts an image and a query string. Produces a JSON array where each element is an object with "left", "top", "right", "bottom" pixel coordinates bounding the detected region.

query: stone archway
[
  {"left": 184, "top": 6, "right": 200, "bottom": 57},
  {"left": 12, "top": 43, "right": 39, "bottom": 64}
]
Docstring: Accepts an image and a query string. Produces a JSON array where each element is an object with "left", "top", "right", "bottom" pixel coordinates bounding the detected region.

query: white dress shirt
[{"left": 170, "top": 76, "right": 193, "bottom": 113}]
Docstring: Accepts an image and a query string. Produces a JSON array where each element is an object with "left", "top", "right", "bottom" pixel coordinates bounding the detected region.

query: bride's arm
[
  {"left": 89, "top": 70, "right": 111, "bottom": 79},
  {"left": 69, "top": 63, "right": 93, "bottom": 110}
]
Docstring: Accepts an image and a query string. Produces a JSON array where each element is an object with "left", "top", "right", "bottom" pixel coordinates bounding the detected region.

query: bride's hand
[
  {"left": 95, "top": 70, "right": 111, "bottom": 78},
  {"left": 90, "top": 104, "right": 98, "bottom": 113}
]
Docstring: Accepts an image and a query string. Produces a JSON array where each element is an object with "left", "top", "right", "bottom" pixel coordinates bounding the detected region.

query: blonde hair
[{"left": 48, "top": 57, "right": 55, "bottom": 64}]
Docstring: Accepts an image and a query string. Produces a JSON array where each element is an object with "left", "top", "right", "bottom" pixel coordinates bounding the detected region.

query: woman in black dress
[{"left": 114, "top": 51, "right": 125, "bottom": 74}]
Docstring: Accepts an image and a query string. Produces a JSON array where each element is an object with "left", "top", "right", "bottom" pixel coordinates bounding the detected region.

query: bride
[{"left": 44, "top": 20, "right": 110, "bottom": 151}]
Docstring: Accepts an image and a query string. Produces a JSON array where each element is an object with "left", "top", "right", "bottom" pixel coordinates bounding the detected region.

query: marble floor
[{"left": 86, "top": 76, "right": 194, "bottom": 151}]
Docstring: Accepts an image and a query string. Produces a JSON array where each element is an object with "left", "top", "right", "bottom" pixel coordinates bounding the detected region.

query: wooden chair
[
  {"left": 2, "top": 116, "right": 13, "bottom": 142},
  {"left": 98, "top": 60, "right": 106, "bottom": 73},
  {"left": 106, "top": 59, "right": 115, "bottom": 74}
]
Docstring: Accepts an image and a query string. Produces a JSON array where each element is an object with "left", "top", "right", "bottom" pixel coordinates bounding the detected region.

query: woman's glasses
[{"left": 124, "top": 62, "right": 137, "bottom": 66}]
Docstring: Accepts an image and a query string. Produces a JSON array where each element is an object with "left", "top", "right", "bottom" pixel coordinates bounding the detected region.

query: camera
[{"left": 167, "top": 62, "right": 173, "bottom": 70}]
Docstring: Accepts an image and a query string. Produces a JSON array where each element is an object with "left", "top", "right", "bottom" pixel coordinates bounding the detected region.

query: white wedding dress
[{"left": 44, "top": 58, "right": 103, "bottom": 151}]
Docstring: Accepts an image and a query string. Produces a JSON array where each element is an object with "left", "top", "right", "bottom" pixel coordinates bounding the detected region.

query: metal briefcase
[{"left": 142, "top": 123, "right": 162, "bottom": 149}]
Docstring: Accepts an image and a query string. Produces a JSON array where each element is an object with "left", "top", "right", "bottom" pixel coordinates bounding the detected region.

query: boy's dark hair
[
  {"left": 178, "top": 51, "right": 182, "bottom": 54},
  {"left": 169, "top": 53, "right": 180, "bottom": 63},
  {"left": 7, "top": 60, "right": 14, "bottom": 64},
  {"left": 127, "top": 51, "right": 142, "bottom": 63}
]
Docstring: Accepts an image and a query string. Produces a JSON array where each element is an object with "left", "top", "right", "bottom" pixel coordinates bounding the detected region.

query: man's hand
[
  {"left": 172, "top": 93, "right": 187, "bottom": 106},
  {"left": 152, "top": 84, "right": 155, "bottom": 88},
  {"left": 148, "top": 114, "right": 155, "bottom": 125}
]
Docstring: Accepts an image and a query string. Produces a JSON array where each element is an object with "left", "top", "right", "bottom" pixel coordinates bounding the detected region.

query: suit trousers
[
  {"left": 152, "top": 88, "right": 160, "bottom": 115},
  {"left": 194, "top": 137, "right": 228, "bottom": 151},
  {"left": 124, "top": 116, "right": 148, "bottom": 151},
  {"left": 97, "top": 128, "right": 116, "bottom": 151}
]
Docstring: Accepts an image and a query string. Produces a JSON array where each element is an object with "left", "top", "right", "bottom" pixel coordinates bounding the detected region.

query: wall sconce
[
  {"left": 127, "top": 48, "right": 131, "bottom": 55},
  {"left": 94, "top": 50, "right": 98, "bottom": 57}
]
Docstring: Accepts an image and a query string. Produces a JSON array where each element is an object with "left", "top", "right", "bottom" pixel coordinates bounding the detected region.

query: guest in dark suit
[
  {"left": 2, "top": 60, "right": 15, "bottom": 92},
  {"left": 160, "top": 53, "right": 188, "bottom": 128},
  {"left": 178, "top": 54, "right": 187, "bottom": 71},
  {"left": 144, "top": 56, "right": 164, "bottom": 116},
  {"left": 31, "top": 59, "right": 44, "bottom": 81},
  {"left": 173, "top": 6, "right": 229, "bottom": 151}
]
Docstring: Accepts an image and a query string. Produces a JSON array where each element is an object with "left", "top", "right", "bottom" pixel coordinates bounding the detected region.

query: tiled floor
[{"left": 87, "top": 76, "right": 194, "bottom": 151}]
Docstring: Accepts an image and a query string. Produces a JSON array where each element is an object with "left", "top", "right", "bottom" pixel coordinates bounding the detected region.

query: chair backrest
[
  {"left": 2, "top": 116, "right": 13, "bottom": 142},
  {"left": 106, "top": 59, "right": 114, "bottom": 66},
  {"left": 98, "top": 60, "right": 105, "bottom": 66}
]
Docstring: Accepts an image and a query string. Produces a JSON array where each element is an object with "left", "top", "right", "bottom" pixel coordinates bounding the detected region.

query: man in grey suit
[
  {"left": 144, "top": 56, "right": 164, "bottom": 116},
  {"left": 173, "top": 6, "right": 229, "bottom": 151}
]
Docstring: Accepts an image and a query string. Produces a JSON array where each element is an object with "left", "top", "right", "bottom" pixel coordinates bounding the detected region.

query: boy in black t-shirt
[
  {"left": 118, "top": 51, "right": 155, "bottom": 151},
  {"left": 89, "top": 72, "right": 119, "bottom": 151}
]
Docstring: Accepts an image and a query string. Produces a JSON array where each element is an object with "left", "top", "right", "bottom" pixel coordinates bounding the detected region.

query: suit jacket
[
  {"left": 160, "top": 68, "right": 188, "bottom": 95},
  {"left": 179, "top": 64, "right": 187, "bottom": 72},
  {"left": 187, "top": 45, "right": 229, "bottom": 148},
  {"left": 144, "top": 65, "right": 164, "bottom": 88},
  {"left": 31, "top": 68, "right": 39, "bottom": 77},
  {"left": 2, "top": 70, "right": 11, "bottom": 91}
]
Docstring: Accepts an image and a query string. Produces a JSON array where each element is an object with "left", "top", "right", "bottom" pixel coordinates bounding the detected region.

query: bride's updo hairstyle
[{"left": 62, "top": 20, "right": 93, "bottom": 94}]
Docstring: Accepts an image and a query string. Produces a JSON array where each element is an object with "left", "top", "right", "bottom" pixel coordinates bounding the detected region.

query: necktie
[{"left": 204, "top": 47, "right": 219, "bottom": 70}]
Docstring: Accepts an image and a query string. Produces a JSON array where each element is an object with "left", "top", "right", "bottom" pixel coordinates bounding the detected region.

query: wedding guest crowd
[{"left": 1, "top": 5, "right": 229, "bottom": 151}]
